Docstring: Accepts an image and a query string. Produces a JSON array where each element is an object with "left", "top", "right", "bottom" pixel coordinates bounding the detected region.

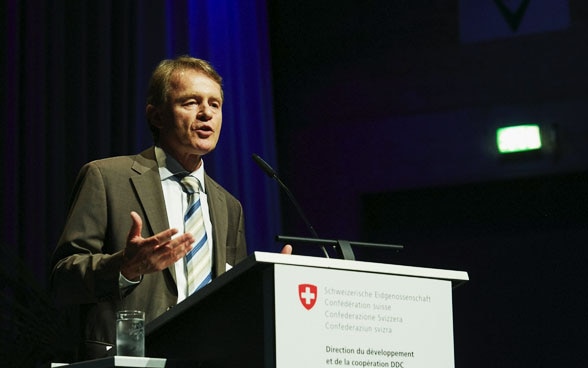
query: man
[{"left": 50, "top": 56, "right": 290, "bottom": 361}]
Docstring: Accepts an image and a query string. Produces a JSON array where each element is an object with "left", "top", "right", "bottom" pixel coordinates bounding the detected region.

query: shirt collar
[{"left": 155, "top": 146, "right": 206, "bottom": 192}]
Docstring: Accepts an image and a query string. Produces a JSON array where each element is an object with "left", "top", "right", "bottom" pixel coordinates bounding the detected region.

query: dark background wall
[{"left": 268, "top": 1, "right": 587, "bottom": 366}]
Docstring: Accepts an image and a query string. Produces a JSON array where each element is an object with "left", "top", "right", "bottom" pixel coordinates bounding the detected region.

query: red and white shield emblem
[{"left": 298, "top": 284, "right": 318, "bottom": 310}]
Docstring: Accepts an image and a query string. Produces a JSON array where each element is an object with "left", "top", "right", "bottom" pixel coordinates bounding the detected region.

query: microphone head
[{"left": 252, "top": 154, "right": 278, "bottom": 179}]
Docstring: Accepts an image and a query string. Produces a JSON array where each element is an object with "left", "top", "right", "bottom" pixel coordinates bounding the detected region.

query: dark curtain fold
[{"left": 1, "top": 1, "right": 280, "bottom": 364}]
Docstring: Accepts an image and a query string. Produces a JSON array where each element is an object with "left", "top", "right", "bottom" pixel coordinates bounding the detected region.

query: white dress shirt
[{"left": 155, "top": 147, "right": 214, "bottom": 303}]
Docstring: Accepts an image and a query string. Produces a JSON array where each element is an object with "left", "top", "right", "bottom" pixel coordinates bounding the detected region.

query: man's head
[{"left": 146, "top": 56, "right": 224, "bottom": 171}]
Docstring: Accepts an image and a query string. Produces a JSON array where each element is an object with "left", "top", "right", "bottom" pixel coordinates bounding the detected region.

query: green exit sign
[{"left": 496, "top": 125, "right": 542, "bottom": 153}]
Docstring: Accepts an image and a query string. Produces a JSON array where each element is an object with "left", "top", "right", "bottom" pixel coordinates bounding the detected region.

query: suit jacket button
[{"left": 166, "top": 305, "right": 174, "bottom": 311}]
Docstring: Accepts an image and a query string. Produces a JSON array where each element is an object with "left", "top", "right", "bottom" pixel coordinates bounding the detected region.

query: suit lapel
[
  {"left": 205, "top": 174, "right": 227, "bottom": 276},
  {"left": 129, "top": 148, "right": 177, "bottom": 284}
]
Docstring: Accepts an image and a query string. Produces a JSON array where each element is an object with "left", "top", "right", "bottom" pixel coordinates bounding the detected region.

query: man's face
[{"left": 155, "top": 69, "right": 223, "bottom": 168}]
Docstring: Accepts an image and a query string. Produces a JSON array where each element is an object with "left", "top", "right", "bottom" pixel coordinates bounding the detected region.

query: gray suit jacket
[{"left": 50, "top": 147, "right": 247, "bottom": 360}]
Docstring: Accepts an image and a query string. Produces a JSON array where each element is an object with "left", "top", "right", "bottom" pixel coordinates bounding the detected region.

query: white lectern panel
[{"left": 274, "top": 264, "right": 454, "bottom": 368}]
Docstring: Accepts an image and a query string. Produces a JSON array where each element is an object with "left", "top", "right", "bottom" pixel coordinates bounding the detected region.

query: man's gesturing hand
[{"left": 120, "top": 211, "right": 194, "bottom": 281}]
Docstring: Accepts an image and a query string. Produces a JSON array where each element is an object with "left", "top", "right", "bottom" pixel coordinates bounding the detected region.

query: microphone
[
  {"left": 252, "top": 153, "right": 329, "bottom": 258},
  {"left": 252, "top": 153, "right": 278, "bottom": 179}
]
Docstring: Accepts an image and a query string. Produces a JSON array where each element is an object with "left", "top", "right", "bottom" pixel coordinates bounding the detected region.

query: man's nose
[{"left": 197, "top": 105, "right": 213, "bottom": 120}]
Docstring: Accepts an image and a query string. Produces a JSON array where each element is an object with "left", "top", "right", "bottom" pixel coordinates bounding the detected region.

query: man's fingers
[
  {"left": 123, "top": 214, "right": 197, "bottom": 276},
  {"left": 157, "top": 233, "right": 194, "bottom": 252},
  {"left": 127, "top": 211, "right": 143, "bottom": 241},
  {"left": 147, "top": 234, "right": 194, "bottom": 270},
  {"left": 150, "top": 228, "right": 180, "bottom": 248}
]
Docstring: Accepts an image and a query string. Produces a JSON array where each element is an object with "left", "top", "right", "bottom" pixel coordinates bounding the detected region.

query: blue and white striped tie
[{"left": 179, "top": 175, "right": 212, "bottom": 295}]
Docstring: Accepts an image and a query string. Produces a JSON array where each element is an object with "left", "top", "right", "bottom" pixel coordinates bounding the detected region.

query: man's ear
[{"left": 146, "top": 104, "right": 163, "bottom": 128}]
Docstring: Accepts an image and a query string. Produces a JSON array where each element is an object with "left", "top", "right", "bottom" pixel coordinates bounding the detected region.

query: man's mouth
[{"left": 193, "top": 125, "right": 213, "bottom": 137}]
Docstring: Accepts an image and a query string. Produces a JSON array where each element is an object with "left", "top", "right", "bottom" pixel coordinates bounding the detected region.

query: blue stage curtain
[
  {"left": 153, "top": 0, "right": 283, "bottom": 253},
  {"left": 2, "top": 1, "right": 280, "bottom": 363},
  {"left": 178, "top": 1, "right": 283, "bottom": 253}
]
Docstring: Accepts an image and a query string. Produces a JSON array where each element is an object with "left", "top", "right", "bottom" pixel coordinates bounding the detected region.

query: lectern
[{"left": 146, "top": 252, "right": 468, "bottom": 367}]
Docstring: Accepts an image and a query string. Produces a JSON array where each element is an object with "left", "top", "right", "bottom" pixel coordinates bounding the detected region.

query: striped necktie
[{"left": 179, "top": 175, "right": 212, "bottom": 295}]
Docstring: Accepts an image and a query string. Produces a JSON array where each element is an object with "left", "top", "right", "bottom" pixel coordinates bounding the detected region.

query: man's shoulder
[
  {"left": 204, "top": 175, "right": 240, "bottom": 203},
  {"left": 83, "top": 147, "right": 155, "bottom": 171}
]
